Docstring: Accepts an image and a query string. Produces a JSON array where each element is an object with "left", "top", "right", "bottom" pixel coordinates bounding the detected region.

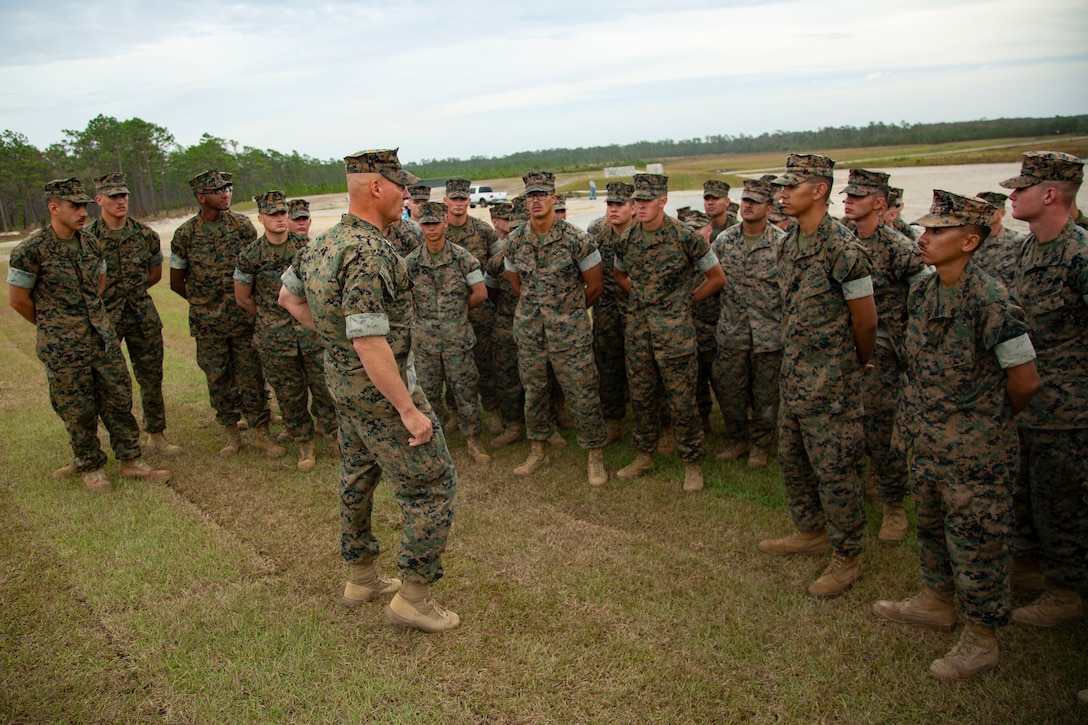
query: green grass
[{"left": 1, "top": 267, "right": 1085, "bottom": 723}]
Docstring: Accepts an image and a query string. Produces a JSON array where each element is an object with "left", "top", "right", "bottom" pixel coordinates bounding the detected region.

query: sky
[{"left": 1, "top": 0, "right": 1086, "bottom": 164}]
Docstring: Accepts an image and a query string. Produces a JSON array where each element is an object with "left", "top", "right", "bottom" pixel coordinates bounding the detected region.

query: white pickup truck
[{"left": 469, "top": 185, "right": 507, "bottom": 208}]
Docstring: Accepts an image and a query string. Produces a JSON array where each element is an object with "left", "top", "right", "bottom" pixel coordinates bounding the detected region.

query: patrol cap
[
  {"left": 842, "top": 168, "right": 890, "bottom": 196},
  {"left": 976, "top": 191, "right": 1008, "bottom": 207},
  {"left": 1000, "top": 151, "right": 1084, "bottom": 189},
  {"left": 190, "top": 169, "right": 233, "bottom": 193},
  {"left": 703, "top": 179, "right": 730, "bottom": 198},
  {"left": 45, "top": 177, "right": 94, "bottom": 204},
  {"left": 344, "top": 148, "right": 419, "bottom": 187},
  {"left": 287, "top": 198, "right": 310, "bottom": 219},
  {"left": 632, "top": 173, "right": 668, "bottom": 200},
  {"left": 554, "top": 193, "right": 566, "bottom": 211},
  {"left": 758, "top": 174, "right": 779, "bottom": 184},
  {"left": 767, "top": 205, "right": 788, "bottom": 224},
  {"left": 913, "top": 189, "right": 996, "bottom": 228},
  {"left": 676, "top": 206, "right": 694, "bottom": 222},
  {"left": 523, "top": 170, "right": 556, "bottom": 194},
  {"left": 606, "top": 182, "right": 634, "bottom": 203},
  {"left": 418, "top": 201, "right": 447, "bottom": 224},
  {"left": 489, "top": 201, "right": 513, "bottom": 220},
  {"left": 772, "top": 153, "right": 836, "bottom": 187},
  {"left": 510, "top": 194, "right": 529, "bottom": 222},
  {"left": 94, "top": 171, "right": 129, "bottom": 196},
  {"left": 888, "top": 187, "right": 904, "bottom": 208},
  {"left": 741, "top": 177, "right": 775, "bottom": 203},
  {"left": 409, "top": 183, "right": 432, "bottom": 201},
  {"left": 445, "top": 177, "right": 470, "bottom": 199},
  {"left": 254, "top": 190, "right": 288, "bottom": 215},
  {"left": 684, "top": 209, "right": 711, "bottom": 228},
  {"left": 728, "top": 200, "right": 739, "bottom": 215}
]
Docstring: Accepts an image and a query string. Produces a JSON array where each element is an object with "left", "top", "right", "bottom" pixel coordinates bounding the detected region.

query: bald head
[{"left": 347, "top": 172, "right": 408, "bottom": 228}]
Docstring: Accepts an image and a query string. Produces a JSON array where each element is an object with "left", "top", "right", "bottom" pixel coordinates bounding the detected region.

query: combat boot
[
  {"left": 605, "top": 419, "right": 623, "bottom": 445},
  {"left": 587, "top": 448, "right": 607, "bottom": 487},
  {"left": 1012, "top": 587, "right": 1083, "bottom": 627},
  {"left": 342, "top": 561, "right": 401, "bottom": 606},
  {"left": 716, "top": 440, "right": 750, "bottom": 461},
  {"left": 863, "top": 465, "right": 879, "bottom": 501},
  {"left": 297, "top": 440, "right": 316, "bottom": 472},
  {"left": 514, "top": 442, "right": 549, "bottom": 476},
  {"left": 144, "top": 431, "right": 184, "bottom": 457},
  {"left": 872, "top": 587, "right": 957, "bottom": 630},
  {"left": 321, "top": 432, "right": 341, "bottom": 458},
  {"left": 252, "top": 424, "right": 287, "bottom": 459},
  {"left": 878, "top": 501, "right": 908, "bottom": 542},
  {"left": 747, "top": 445, "right": 769, "bottom": 469},
  {"left": 490, "top": 423, "right": 522, "bottom": 448},
  {"left": 616, "top": 452, "right": 654, "bottom": 480},
  {"left": 758, "top": 529, "right": 830, "bottom": 555},
  {"left": 809, "top": 553, "right": 862, "bottom": 598},
  {"left": 82, "top": 468, "right": 112, "bottom": 493},
  {"left": 385, "top": 581, "right": 460, "bottom": 632},
  {"left": 487, "top": 413, "right": 505, "bottom": 436},
  {"left": 220, "top": 423, "right": 242, "bottom": 457},
  {"left": 1010, "top": 554, "right": 1046, "bottom": 593},
  {"left": 929, "top": 622, "right": 999, "bottom": 680},
  {"left": 119, "top": 458, "right": 172, "bottom": 483},
  {"left": 657, "top": 426, "right": 675, "bottom": 455},
  {"left": 52, "top": 460, "right": 77, "bottom": 478},
  {"left": 547, "top": 431, "right": 567, "bottom": 448},
  {"left": 466, "top": 437, "right": 492, "bottom": 464},
  {"left": 683, "top": 462, "right": 704, "bottom": 492}
]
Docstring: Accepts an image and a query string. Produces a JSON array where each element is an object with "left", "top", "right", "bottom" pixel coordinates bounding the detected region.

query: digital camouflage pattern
[
  {"left": 45, "top": 177, "right": 94, "bottom": 203},
  {"left": 385, "top": 217, "right": 423, "bottom": 257},
  {"left": 445, "top": 215, "right": 499, "bottom": 412},
  {"left": 409, "top": 184, "right": 431, "bottom": 202},
  {"left": 189, "top": 169, "right": 232, "bottom": 193},
  {"left": 772, "top": 153, "right": 836, "bottom": 187},
  {"left": 94, "top": 171, "right": 129, "bottom": 196},
  {"left": 841, "top": 168, "right": 890, "bottom": 196},
  {"left": 445, "top": 177, "right": 471, "bottom": 199},
  {"left": 703, "top": 179, "right": 730, "bottom": 198},
  {"left": 999, "top": 150, "right": 1084, "bottom": 189},
  {"left": 484, "top": 240, "right": 525, "bottom": 424},
  {"left": 855, "top": 220, "right": 927, "bottom": 352},
  {"left": 254, "top": 189, "right": 288, "bottom": 215},
  {"left": 343, "top": 149, "right": 420, "bottom": 186},
  {"left": 972, "top": 224, "right": 1025, "bottom": 293},
  {"left": 591, "top": 218, "right": 630, "bottom": 421},
  {"left": 281, "top": 211, "right": 455, "bottom": 583},
  {"left": 914, "top": 189, "right": 995, "bottom": 228},
  {"left": 287, "top": 198, "right": 310, "bottom": 220},
  {"left": 522, "top": 170, "right": 555, "bottom": 194},
  {"left": 632, "top": 173, "right": 668, "bottom": 200}
]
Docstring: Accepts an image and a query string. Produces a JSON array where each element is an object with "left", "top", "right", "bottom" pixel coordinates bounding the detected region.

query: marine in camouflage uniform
[
  {"left": 385, "top": 215, "right": 423, "bottom": 258},
  {"left": 279, "top": 149, "right": 458, "bottom": 631},
  {"left": 874, "top": 190, "right": 1039, "bottom": 681},
  {"left": 405, "top": 202, "right": 491, "bottom": 463},
  {"left": 887, "top": 187, "right": 920, "bottom": 241},
  {"left": 287, "top": 198, "right": 312, "bottom": 238},
  {"left": 234, "top": 190, "right": 336, "bottom": 470},
  {"left": 86, "top": 172, "right": 181, "bottom": 455},
  {"left": 681, "top": 206, "right": 723, "bottom": 432},
  {"left": 614, "top": 174, "right": 725, "bottom": 491},
  {"left": 711, "top": 177, "right": 786, "bottom": 468},
  {"left": 484, "top": 202, "right": 525, "bottom": 446},
  {"left": 8, "top": 178, "right": 168, "bottom": 490},
  {"left": 407, "top": 183, "right": 430, "bottom": 221},
  {"left": 170, "top": 169, "right": 273, "bottom": 454},
  {"left": 971, "top": 191, "right": 1026, "bottom": 293},
  {"left": 1001, "top": 152, "right": 1088, "bottom": 626},
  {"left": 759, "top": 154, "right": 877, "bottom": 599}
]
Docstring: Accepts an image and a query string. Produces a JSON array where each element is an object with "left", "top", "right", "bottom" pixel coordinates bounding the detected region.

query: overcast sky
[{"left": 2, "top": 0, "right": 1085, "bottom": 164}]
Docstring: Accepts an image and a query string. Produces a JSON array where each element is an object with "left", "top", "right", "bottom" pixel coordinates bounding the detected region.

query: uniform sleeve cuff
[
  {"left": 613, "top": 255, "right": 626, "bottom": 273},
  {"left": 465, "top": 269, "right": 485, "bottom": 286},
  {"left": 6, "top": 266, "right": 36, "bottom": 288},
  {"left": 842, "top": 275, "right": 874, "bottom": 301},
  {"left": 150, "top": 252, "right": 164, "bottom": 266},
  {"left": 577, "top": 249, "right": 602, "bottom": 272},
  {"left": 995, "top": 333, "right": 1036, "bottom": 369},
  {"left": 346, "top": 312, "right": 390, "bottom": 338},
  {"left": 280, "top": 266, "right": 304, "bottom": 296},
  {"left": 695, "top": 249, "right": 720, "bottom": 273},
  {"left": 233, "top": 269, "right": 255, "bottom": 285},
  {"left": 504, "top": 257, "right": 518, "bottom": 273},
  {"left": 169, "top": 255, "right": 188, "bottom": 270}
]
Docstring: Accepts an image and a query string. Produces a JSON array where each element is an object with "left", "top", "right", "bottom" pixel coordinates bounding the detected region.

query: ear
[{"left": 962, "top": 232, "right": 981, "bottom": 254}]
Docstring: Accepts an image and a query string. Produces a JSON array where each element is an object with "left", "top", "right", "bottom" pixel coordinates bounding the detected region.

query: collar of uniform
[
  {"left": 340, "top": 212, "right": 383, "bottom": 235},
  {"left": 741, "top": 226, "right": 776, "bottom": 252},
  {"left": 786, "top": 213, "right": 834, "bottom": 260},
  {"left": 529, "top": 217, "right": 569, "bottom": 247},
  {"left": 417, "top": 243, "right": 455, "bottom": 267},
  {"left": 925, "top": 268, "right": 969, "bottom": 320},
  {"left": 1024, "top": 217, "right": 1080, "bottom": 271}
]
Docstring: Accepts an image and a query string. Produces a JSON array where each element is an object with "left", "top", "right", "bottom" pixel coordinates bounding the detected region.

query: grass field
[{"left": 1, "top": 268, "right": 1085, "bottom": 724}]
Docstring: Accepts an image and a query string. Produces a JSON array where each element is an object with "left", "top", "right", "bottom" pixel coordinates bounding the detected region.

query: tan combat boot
[
  {"left": 52, "top": 460, "right": 77, "bottom": 478},
  {"left": 872, "top": 587, "right": 957, "bottom": 630},
  {"left": 605, "top": 419, "right": 623, "bottom": 445},
  {"left": 466, "top": 437, "right": 492, "bottom": 464},
  {"left": 616, "top": 452, "right": 654, "bottom": 480},
  {"left": 144, "top": 431, "right": 183, "bottom": 457},
  {"left": 929, "top": 622, "right": 999, "bottom": 680},
  {"left": 587, "top": 448, "right": 607, "bottom": 487},
  {"left": 491, "top": 423, "right": 522, "bottom": 448},
  {"left": 119, "top": 458, "right": 172, "bottom": 483},
  {"left": 252, "top": 424, "right": 287, "bottom": 458},
  {"left": 657, "top": 426, "right": 675, "bottom": 455},
  {"left": 716, "top": 440, "right": 751, "bottom": 461},
  {"left": 342, "top": 562, "right": 401, "bottom": 606},
  {"left": 486, "top": 413, "right": 505, "bottom": 436},
  {"left": 809, "top": 553, "right": 862, "bottom": 598},
  {"left": 220, "top": 423, "right": 242, "bottom": 457},
  {"left": 878, "top": 501, "right": 908, "bottom": 542},
  {"left": 514, "top": 441, "right": 549, "bottom": 476},
  {"left": 1010, "top": 554, "right": 1046, "bottom": 593},
  {"left": 1012, "top": 587, "right": 1083, "bottom": 627},
  {"left": 547, "top": 431, "right": 567, "bottom": 448},
  {"left": 747, "top": 445, "right": 769, "bottom": 469},
  {"left": 683, "top": 462, "right": 704, "bottom": 492},
  {"left": 297, "top": 440, "right": 316, "bottom": 472},
  {"left": 82, "top": 469, "right": 113, "bottom": 493},
  {"left": 758, "top": 529, "right": 830, "bottom": 555},
  {"left": 321, "top": 432, "right": 340, "bottom": 458},
  {"left": 385, "top": 580, "right": 460, "bottom": 632}
]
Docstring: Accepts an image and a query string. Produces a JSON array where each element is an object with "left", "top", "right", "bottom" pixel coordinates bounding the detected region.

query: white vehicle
[{"left": 469, "top": 185, "right": 507, "bottom": 208}]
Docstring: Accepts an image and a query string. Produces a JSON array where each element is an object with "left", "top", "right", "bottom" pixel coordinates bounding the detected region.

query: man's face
[
  {"left": 407, "top": 198, "right": 424, "bottom": 218},
  {"left": 740, "top": 198, "right": 769, "bottom": 224},
  {"left": 95, "top": 192, "right": 128, "bottom": 219},
  {"left": 51, "top": 199, "right": 88, "bottom": 234},
  {"left": 918, "top": 225, "right": 977, "bottom": 267},
  {"left": 444, "top": 196, "right": 470, "bottom": 219},
  {"left": 694, "top": 224, "right": 712, "bottom": 243},
  {"left": 492, "top": 217, "right": 511, "bottom": 237},
  {"left": 843, "top": 193, "right": 877, "bottom": 222},
  {"left": 259, "top": 210, "right": 288, "bottom": 235},
  {"left": 421, "top": 220, "right": 446, "bottom": 247},
  {"left": 382, "top": 179, "right": 410, "bottom": 227},
  {"left": 703, "top": 194, "right": 728, "bottom": 218},
  {"left": 526, "top": 191, "right": 554, "bottom": 220},
  {"left": 1009, "top": 183, "right": 1045, "bottom": 223},
  {"left": 288, "top": 216, "right": 312, "bottom": 236},
  {"left": 776, "top": 180, "right": 816, "bottom": 218},
  {"left": 555, "top": 209, "right": 567, "bottom": 219},
  {"left": 635, "top": 196, "right": 667, "bottom": 226},
  {"left": 197, "top": 185, "right": 233, "bottom": 211},
  {"left": 606, "top": 200, "right": 634, "bottom": 228}
]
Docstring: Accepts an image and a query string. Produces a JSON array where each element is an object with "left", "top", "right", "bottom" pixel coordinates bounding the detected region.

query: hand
[
  {"left": 401, "top": 407, "right": 434, "bottom": 447},
  {"left": 863, "top": 363, "right": 875, "bottom": 373}
]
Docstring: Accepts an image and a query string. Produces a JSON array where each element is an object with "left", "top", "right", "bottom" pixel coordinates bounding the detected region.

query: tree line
[{"left": 2, "top": 113, "right": 1085, "bottom": 233}]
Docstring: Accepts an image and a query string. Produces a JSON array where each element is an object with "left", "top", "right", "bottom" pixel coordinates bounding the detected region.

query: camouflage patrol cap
[
  {"left": 1000, "top": 151, "right": 1084, "bottom": 189},
  {"left": 759, "top": 174, "right": 779, "bottom": 184},
  {"left": 523, "top": 170, "right": 556, "bottom": 194},
  {"left": 684, "top": 209, "right": 711, "bottom": 228},
  {"left": 418, "top": 201, "right": 448, "bottom": 224},
  {"left": 842, "top": 168, "right": 890, "bottom": 196},
  {"left": 409, "top": 183, "right": 432, "bottom": 201},
  {"left": 676, "top": 206, "right": 694, "bottom": 222},
  {"left": 703, "top": 179, "right": 730, "bottom": 198},
  {"left": 606, "top": 182, "right": 634, "bottom": 203},
  {"left": 887, "top": 187, "right": 904, "bottom": 208},
  {"left": 254, "top": 190, "right": 288, "bottom": 215},
  {"left": 445, "top": 177, "right": 471, "bottom": 199},
  {"left": 554, "top": 193, "right": 566, "bottom": 211},
  {"left": 728, "top": 200, "right": 739, "bottom": 215},
  {"left": 344, "top": 148, "right": 420, "bottom": 187},
  {"left": 741, "top": 178, "right": 775, "bottom": 203},
  {"left": 772, "top": 153, "right": 836, "bottom": 187},
  {"left": 489, "top": 201, "right": 513, "bottom": 220},
  {"left": 511, "top": 194, "right": 530, "bottom": 222},
  {"left": 94, "top": 171, "right": 129, "bottom": 196},
  {"left": 913, "top": 189, "right": 995, "bottom": 228},
  {"left": 287, "top": 198, "right": 310, "bottom": 219},
  {"left": 189, "top": 169, "right": 233, "bottom": 193},
  {"left": 44, "top": 177, "right": 93, "bottom": 204},
  {"left": 976, "top": 191, "right": 1008, "bottom": 207},
  {"left": 632, "top": 173, "right": 668, "bottom": 200}
]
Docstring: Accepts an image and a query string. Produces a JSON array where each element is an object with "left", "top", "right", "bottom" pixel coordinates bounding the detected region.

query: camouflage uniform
[
  {"left": 484, "top": 239, "right": 525, "bottom": 425},
  {"left": 234, "top": 227, "right": 336, "bottom": 442},
  {"left": 405, "top": 237, "right": 486, "bottom": 438},
  {"left": 972, "top": 224, "right": 1026, "bottom": 293},
  {"left": 170, "top": 173, "right": 269, "bottom": 428},
  {"left": 590, "top": 185, "right": 632, "bottom": 423},
  {"left": 446, "top": 214, "right": 500, "bottom": 414},
  {"left": 711, "top": 219, "right": 785, "bottom": 449},
  {"left": 386, "top": 217, "right": 423, "bottom": 258},
  {"left": 8, "top": 180, "right": 141, "bottom": 472}
]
